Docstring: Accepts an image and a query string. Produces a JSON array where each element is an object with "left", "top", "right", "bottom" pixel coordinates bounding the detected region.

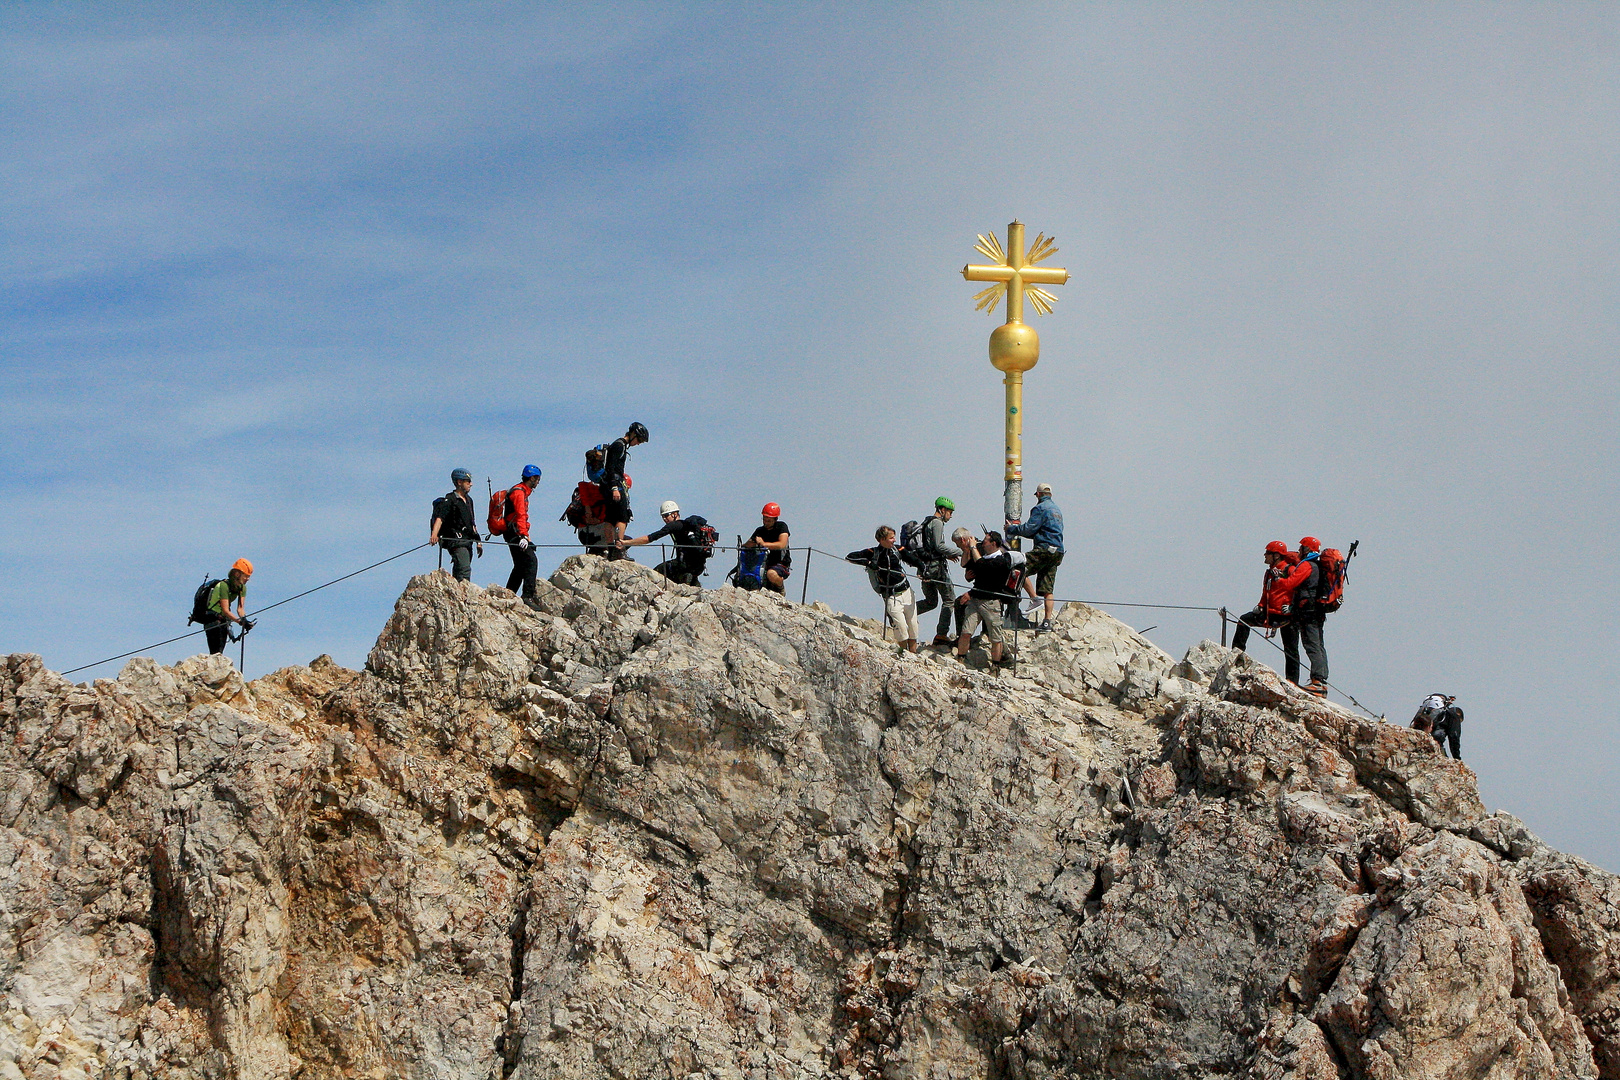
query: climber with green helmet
[{"left": 912, "top": 496, "right": 961, "bottom": 647}]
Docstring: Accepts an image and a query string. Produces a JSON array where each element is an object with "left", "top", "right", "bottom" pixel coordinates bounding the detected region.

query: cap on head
[
  {"left": 982, "top": 530, "right": 1004, "bottom": 547},
  {"left": 232, "top": 558, "right": 254, "bottom": 578},
  {"left": 659, "top": 500, "right": 680, "bottom": 516},
  {"left": 628, "top": 422, "right": 649, "bottom": 443},
  {"left": 522, "top": 464, "right": 542, "bottom": 479},
  {"left": 1265, "top": 540, "right": 1289, "bottom": 556},
  {"left": 762, "top": 502, "right": 781, "bottom": 518},
  {"left": 451, "top": 467, "right": 472, "bottom": 482},
  {"left": 1298, "top": 536, "right": 1321, "bottom": 553},
  {"left": 1035, "top": 483, "right": 1053, "bottom": 497},
  {"left": 935, "top": 496, "right": 955, "bottom": 511}
]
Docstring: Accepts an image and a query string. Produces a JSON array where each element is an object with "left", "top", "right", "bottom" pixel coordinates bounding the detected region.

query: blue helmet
[
  {"left": 450, "top": 467, "right": 472, "bottom": 482},
  {"left": 521, "top": 464, "right": 542, "bottom": 479}
]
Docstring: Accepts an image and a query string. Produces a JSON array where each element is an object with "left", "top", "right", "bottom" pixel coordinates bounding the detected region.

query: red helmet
[
  {"left": 1298, "top": 536, "right": 1321, "bottom": 553},
  {"left": 1264, "top": 540, "right": 1288, "bottom": 556},
  {"left": 762, "top": 502, "right": 781, "bottom": 518}
]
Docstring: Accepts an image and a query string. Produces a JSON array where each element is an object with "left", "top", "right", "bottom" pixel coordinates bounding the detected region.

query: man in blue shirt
[{"left": 1006, "top": 482, "right": 1065, "bottom": 632}]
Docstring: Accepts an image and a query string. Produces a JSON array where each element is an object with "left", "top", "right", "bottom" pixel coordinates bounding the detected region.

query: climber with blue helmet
[{"left": 502, "top": 465, "right": 543, "bottom": 601}]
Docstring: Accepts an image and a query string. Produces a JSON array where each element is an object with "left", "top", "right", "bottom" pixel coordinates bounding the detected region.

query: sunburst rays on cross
[{"left": 968, "top": 230, "right": 1064, "bottom": 316}]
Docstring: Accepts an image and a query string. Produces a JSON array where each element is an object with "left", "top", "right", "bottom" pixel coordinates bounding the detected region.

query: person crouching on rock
[
  {"left": 747, "top": 502, "right": 792, "bottom": 594},
  {"left": 620, "top": 501, "right": 712, "bottom": 585},
  {"left": 1231, "top": 540, "right": 1312, "bottom": 679},
  {"left": 847, "top": 526, "right": 919, "bottom": 653},
  {"left": 956, "top": 531, "right": 1013, "bottom": 666}
]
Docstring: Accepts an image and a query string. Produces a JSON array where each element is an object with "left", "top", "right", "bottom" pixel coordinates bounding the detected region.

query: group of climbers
[
  {"left": 1229, "top": 537, "right": 1351, "bottom": 698},
  {"left": 840, "top": 485, "right": 1066, "bottom": 663}
]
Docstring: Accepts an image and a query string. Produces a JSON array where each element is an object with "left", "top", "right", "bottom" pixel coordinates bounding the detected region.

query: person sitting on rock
[
  {"left": 1231, "top": 540, "right": 1312, "bottom": 680},
  {"left": 847, "top": 526, "right": 919, "bottom": 653},
  {"left": 620, "top": 501, "right": 713, "bottom": 585},
  {"left": 955, "top": 530, "right": 1012, "bottom": 665},
  {"left": 746, "top": 502, "right": 792, "bottom": 594}
]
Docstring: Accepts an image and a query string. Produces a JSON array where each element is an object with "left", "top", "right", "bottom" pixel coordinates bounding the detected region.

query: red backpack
[
  {"left": 487, "top": 488, "right": 514, "bottom": 536},
  {"left": 562, "top": 481, "right": 607, "bottom": 528},
  {"left": 1317, "top": 547, "right": 1349, "bottom": 612}
]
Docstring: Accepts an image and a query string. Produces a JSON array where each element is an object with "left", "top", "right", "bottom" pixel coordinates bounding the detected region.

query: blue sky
[{"left": 1, "top": 4, "right": 1616, "bottom": 867}]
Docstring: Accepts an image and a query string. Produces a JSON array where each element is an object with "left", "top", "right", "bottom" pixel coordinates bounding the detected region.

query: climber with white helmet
[{"left": 620, "top": 500, "right": 717, "bottom": 585}]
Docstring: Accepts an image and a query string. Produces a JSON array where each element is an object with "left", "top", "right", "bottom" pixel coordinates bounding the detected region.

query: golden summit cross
[{"left": 961, "top": 220, "right": 1069, "bottom": 532}]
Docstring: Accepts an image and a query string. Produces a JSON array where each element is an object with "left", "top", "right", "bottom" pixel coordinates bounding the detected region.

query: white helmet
[{"left": 659, "top": 500, "right": 680, "bottom": 516}]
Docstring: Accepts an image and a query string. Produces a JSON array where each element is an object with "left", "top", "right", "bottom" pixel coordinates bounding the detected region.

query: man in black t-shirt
[
  {"left": 747, "top": 502, "right": 791, "bottom": 594},
  {"left": 955, "top": 531, "right": 1012, "bottom": 664},
  {"left": 621, "top": 500, "right": 712, "bottom": 585},
  {"left": 599, "top": 422, "right": 649, "bottom": 548}
]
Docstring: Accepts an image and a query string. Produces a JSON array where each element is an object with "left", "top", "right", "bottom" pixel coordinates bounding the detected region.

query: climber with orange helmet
[
  {"left": 1230, "top": 542, "right": 1312, "bottom": 682},
  {"left": 201, "top": 558, "right": 254, "bottom": 656},
  {"left": 746, "top": 502, "right": 792, "bottom": 594}
]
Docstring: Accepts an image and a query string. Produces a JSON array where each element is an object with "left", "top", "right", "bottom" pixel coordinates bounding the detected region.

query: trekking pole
[{"left": 1220, "top": 607, "right": 1228, "bottom": 647}]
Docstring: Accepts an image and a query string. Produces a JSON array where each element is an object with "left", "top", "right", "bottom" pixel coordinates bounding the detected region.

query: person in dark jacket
[
  {"left": 504, "top": 465, "right": 542, "bottom": 600},
  {"left": 599, "top": 422, "right": 649, "bottom": 548},
  {"left": 1291, "top": 536, "right": 1329, "bottom": 696},
  {"left": 1231, "top": 541, "right": 1313, "bottom": 680},
  {"left": 1431, "top": 697, "right": 1464, "bottom": 759},
  {"left": 430, "top": 468, "right": 483, "bottom": 581},
  {"left": 847, "top": 525, "right": 919, "bottom": 652},
  {"left": 912, "top": 497, "right": 961, "bottom": 646},
  {"left": 621, "top": 500, "right": 712, "bottom": 584}
]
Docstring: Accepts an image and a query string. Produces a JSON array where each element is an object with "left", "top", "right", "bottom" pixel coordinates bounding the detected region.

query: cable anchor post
[{"left": 1219, "top": 606, "right": 1228, "bottom": 647}]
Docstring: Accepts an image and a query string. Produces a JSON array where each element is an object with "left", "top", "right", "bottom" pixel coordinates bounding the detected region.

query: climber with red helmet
[
  {"left": 599, "top": 422, "right": 649, "bottom": 549},
  {"left": 1289, "top": 536, "right": 1330, "bottom": 697},
  {"left": 746, "top": 502, "right": 792, "bottom": 594},
  {"left": 1230, "top": 542, "right": 1312, "bottom": 682}
]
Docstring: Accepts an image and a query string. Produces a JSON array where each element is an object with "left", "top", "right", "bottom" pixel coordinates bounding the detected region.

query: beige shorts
[{"left": 959, "top": 596, "right": 1005, "bottom": 644}]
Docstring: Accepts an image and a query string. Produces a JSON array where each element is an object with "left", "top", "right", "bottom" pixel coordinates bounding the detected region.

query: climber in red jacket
[{"left": 1231, "top": 541, "right": 1313, "bottom": 683}]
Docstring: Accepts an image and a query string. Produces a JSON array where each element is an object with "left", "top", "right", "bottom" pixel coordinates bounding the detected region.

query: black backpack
[
  {"left": 898, "top": 519, "right": 928, "bottom": 568},
  {"left": 188, "top": 578, "right": 224, "bottom": 625},
  {"left": 685, "top": 515, "right": 718, "bottom": 557}
]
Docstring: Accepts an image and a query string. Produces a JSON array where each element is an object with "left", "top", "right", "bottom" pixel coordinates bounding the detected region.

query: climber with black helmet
[
  {"left": 746, "top": 502, "right": 792, "bottom": 594},
  {"left": 1230, "top": 541, "right": 1312, "bottom": 681},
  {"left": 430, "top": 467, "right": 482, "bottom": 581},
  {"left": 621, "top": 500, "right": 715, "bottom": 585},
  {"left": 913, "top": 496, "right": 961, "bottom": 646},
  {"left": 504, "top": 465, "right": 542, "bottom": 601},
  {"left": 600, "top": 423, "right": 648, "bottom": 549}
]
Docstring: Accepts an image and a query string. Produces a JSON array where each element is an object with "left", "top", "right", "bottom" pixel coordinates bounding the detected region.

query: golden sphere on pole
[{"left": 989, "top": 320, "right": 1039, "bottom": 373}]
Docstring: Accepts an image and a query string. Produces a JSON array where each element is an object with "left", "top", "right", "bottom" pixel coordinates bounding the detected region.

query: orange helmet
[
  {"left": 762, "top": 502, "right": 781, "bottom": 518},
  {"left": 232, "top": 558, "right": 254, "bottom": 577},
  {"left": 1298, "top": 536, "right": 1321, "bottom": 553},
  {"left": 1264, "top": 540, "right": 1288, "bottom": 556}
]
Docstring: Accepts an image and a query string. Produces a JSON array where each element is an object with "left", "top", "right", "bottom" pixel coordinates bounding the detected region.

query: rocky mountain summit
[{"left": 3, "top": 556, "right": 1618, "bottom": 1080}]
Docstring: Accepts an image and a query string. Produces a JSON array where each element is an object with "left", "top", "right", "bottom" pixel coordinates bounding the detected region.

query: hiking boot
[
  {"left": 1306, "top": 680, "right": 1328, "bottom": 698},
  {"left": 1037, "top": 619, "right": 1053, "bottom": 633},
  {"left": 931, "top": 635, "right": 953, "bottom": 648}
]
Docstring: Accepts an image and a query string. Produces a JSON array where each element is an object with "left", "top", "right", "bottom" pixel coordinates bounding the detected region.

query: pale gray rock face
[{"left": 0, "top": 556, "right": 1616, "bottom": 1079}]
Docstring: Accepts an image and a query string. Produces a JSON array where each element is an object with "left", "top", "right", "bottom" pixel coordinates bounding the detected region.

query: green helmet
[{"left": 935, "top": 496, "right": 955, "bottom": 511}]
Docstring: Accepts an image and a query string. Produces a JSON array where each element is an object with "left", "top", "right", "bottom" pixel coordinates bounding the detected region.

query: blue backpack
[{"left": 729, "top": 540, "right": 769, "bottom": 591}]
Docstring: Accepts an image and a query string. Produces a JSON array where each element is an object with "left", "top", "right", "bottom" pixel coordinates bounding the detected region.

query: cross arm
[{"left": 962, "top": 264, "right": 1070, "bottom": 285}]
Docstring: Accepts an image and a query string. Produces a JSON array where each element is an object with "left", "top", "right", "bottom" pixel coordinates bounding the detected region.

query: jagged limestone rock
[{"left": 0, "top": 556, "right": 1614, "bottom": 1079}]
